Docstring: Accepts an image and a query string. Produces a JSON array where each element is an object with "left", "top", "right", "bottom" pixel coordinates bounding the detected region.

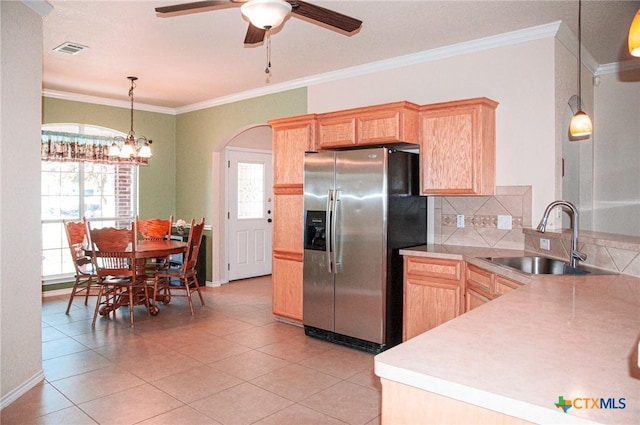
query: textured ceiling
[{"left": 42, "top": 0, "right": 640, "bottom": 110}]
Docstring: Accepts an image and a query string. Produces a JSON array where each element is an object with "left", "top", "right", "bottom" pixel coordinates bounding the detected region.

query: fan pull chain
[{"left": 265, "top": 26, "right": 272, "bottom": 74}]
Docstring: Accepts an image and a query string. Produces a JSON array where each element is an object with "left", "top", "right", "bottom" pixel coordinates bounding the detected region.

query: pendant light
[
  {"left": 629, "top": 9, "right": 640, "bottom": 57},
  {"left": 569, "top": 0, "right": 593, "bottom": 138}
]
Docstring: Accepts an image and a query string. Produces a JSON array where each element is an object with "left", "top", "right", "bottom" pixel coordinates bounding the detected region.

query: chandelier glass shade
[
  {"left": 241, "top": 0, "right": 292, "bottom": 29},
  {"left": 629, "top": 9, "right": 640, "bottom": 57}
]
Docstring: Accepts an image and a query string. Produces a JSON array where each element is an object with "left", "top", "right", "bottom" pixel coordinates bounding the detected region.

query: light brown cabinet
[
  {"left": 465, "top": 263, "right": 524, "bottom": 312},
  {"left": 318, "top": 101, "right": 419, "bottom": 149},
  {"left": 403, "top": 256, "right": 465, "bottom": 341},
  {"left": 419, "top": 97, "right": 498, "bottom": 195},
  {"left": 268, "top": 115, "right": 317, "bottom": 322}
]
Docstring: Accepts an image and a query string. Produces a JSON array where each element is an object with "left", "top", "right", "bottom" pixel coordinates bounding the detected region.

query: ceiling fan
[{"left": 155, "top": 0, "right": 363, "bottom": 45}]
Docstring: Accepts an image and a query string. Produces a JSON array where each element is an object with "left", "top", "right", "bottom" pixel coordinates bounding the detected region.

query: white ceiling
[{"left": 42, "top": 0, "right": 640, "bottom": 111}]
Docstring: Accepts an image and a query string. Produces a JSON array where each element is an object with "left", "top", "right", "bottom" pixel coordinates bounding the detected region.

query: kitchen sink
[{"left": 484, "top": 256, "right": 615, "bottom": 275}]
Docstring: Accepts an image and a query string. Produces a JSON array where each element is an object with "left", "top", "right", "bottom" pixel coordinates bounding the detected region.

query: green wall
[
  {"left": 42, "top": 88, "right": 307, "bottom": 283},
  {"left": 42, "top": 97, "right": 177, "bottom": 220},
  {"left": 174, "top": 88, "right": 307, "bottom": 223}
]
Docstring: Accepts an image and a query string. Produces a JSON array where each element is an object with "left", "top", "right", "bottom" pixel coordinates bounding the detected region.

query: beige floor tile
[
  {"left": 137, "top": 405, "right": 222, "bottom": 425},
  {"left": 251, "top": 364, "right": 341, "bottom": 402},
  {"left": 42, "top": 336, "right": 90, "bottom": 360},
  {"left": 257, "top": 334, "right": 333, "bottom": 363},
  {"left": 31, "top": 405, "right": 98, "bottom": 425},
  {"left": 189, "top": 382, "right": 292, "bottom": 425},
  {"left": 300, "top": 381, "right": 381, "bottom": 425},
  {"left": 78, "top": 383, "right": 183, "bottom": 424},
  {"left": 210, "top": 350, "right": 289, "bottom": 381},
  {"left": 222, "top": 322, "right": 302, "bottom": 349},
  {"left": 151, "top": 364, "right": 243, "bottom": 404},
  {"left": 175, "top": 338, "right": 252, "bottom": 364},
  {"left": 49, "top": 367, "right": 145, "bottom": 404},
  {"left": 1, "top": 382, "right": 73, "bottom": 423},
  {"left": 253, "top": 403, "right": 348, "bottom": 425},
  {"left": 299, "top": 346, "right": 375, "bottom": 379},
  {"left": 21, "top": 279, "right": 384, "bottom": 425},
  {"left": 43, "top": 350, "right": 110, "bottom": 381},
  {"left": 41, "top": 326, "right": 68, "bottom": 343},
  {"left": 347, "top": 369, "right": 383, "bottom": 391}
]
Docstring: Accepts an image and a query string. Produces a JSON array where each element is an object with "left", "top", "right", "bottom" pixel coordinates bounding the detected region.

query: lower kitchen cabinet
[
  {"left": 272, "top": 253, "right": 303, "bottom": 321},
  {"left": 403, "top": 256, "right": 464, "bottom": 341},
  {"left": 465, "top": 263, "right": 524, "bottom": 311}
]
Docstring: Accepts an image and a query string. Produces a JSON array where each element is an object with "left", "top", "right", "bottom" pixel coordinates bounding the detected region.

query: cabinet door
[
  {"left": 465, "top": 288, "right": 491, "bottom": 311},
  {"left": 272, "top": 254, "right": 303, "bottom": 320},
  {"left": 419, "top": 98, "right": 497, "bottom": 195},
  {"left": 403, "top": 256, "right": 464, "bottom": 341},
  {"left": 404, "top": 276, "right": 462, "bottom": 340},
  {"left": 318, "top": 115, "right": 356, "bottom": 148},
  {"left": 494, "top": 275, "right": 523, "bottom": 297},
  {"left": 270, "top": 115, "right": 317, "bottom": 185},
  {"left": 466, "top": 264, "right": 493, "bottom": 298}
]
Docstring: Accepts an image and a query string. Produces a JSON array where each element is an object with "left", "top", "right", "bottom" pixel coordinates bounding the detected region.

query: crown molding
[
  {"left": 42, "top": 89, "right": 176, "bottom": 115},
  {"left": 22, "top": 0, "right": 53, "bottom": 17},
  {"left": 46, "top": 20, "right": 630, "bottom": 115},
  {"left": 177, "top": 21, "right": 563, "bottom": 113},
  {"left": 596, "top": 59, "right": 640, "bottom": 75}
]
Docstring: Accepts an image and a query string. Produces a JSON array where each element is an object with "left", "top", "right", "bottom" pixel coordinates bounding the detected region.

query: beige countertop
[{"left": 376, "top": 245, "right": 640, "bottom": 424}]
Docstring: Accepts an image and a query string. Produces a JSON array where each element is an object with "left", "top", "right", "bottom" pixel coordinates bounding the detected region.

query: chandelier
[
  {"left": 40, "top": 77, "right": 152, "bottom": 165},
  {"left": 109, "top": 76, "right": 152, "bottom": 164}
]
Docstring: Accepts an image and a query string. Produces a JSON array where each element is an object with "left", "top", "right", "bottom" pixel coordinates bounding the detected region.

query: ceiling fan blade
[
  {"left": 289, "top": 0, "right": 362, "bottom": 33},
  {"left": 155, "top": 1, "right": 234, "bottom": 16},
  {"left": 244, "top": 24, "right": 266, "bottom": 45}
]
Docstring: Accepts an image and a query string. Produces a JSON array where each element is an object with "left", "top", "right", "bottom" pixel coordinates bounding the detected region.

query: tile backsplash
[
  {"left": 431, "top": 185, "right": 639, "bottom": 276},
  {"left": 433, "top": 186, "right": 532, "bottom": 250}
]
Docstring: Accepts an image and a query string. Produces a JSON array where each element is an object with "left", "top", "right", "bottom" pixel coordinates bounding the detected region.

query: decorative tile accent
[{"left": 434, "top": 186, "right": 532, "bottom": 249}]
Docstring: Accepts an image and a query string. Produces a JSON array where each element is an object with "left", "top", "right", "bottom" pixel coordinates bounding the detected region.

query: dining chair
[
  {"left": 135, "top": 215, "right": 174, "bottom": 277},
  {"left": 63, "top": 218, "right": 99, "bottom": 315},
  {"left": 153, "top": 218, "right": 205, "bottom": 315},
  {"left": 87, "top": 222, "right": 150, "bottom": 327}
]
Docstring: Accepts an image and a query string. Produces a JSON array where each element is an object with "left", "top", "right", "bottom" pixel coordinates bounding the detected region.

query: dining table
[{"left": 87, "top": 239, "right": 188, "bottom": 317}]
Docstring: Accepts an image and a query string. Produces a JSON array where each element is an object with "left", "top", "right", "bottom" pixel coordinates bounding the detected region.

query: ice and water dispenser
[{"left": 304, "top": 210, "right": 326, "bottom": 251}]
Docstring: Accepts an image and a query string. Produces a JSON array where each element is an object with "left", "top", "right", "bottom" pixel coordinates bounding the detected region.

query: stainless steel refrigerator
[{"left": 303, "top": 147, "right": 427, "bottom": 353}]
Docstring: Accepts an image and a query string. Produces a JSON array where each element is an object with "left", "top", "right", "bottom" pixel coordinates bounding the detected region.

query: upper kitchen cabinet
[
  {"left": 419, "top": 97, "right": 498, "bottom": 195},
  {"left": 270, "top": 114, "right": 318, "bottom": 186},
  {"left": 318, "top": 101, "right": 419, "bottom": 149}
]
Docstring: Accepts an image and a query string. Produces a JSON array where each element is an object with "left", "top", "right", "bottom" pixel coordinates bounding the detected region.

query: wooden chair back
[
  {"left": 63, "top": 218, "right": 92, "bottom": 272},
  {"left": 87, "top": 223, "right": 136, "bottom": 279},
  {"left": 182, "top": 218, "right": 205, "bottom": 274},
  {"left": 136, "top": 215, "right": 173, "bottom": 242}
]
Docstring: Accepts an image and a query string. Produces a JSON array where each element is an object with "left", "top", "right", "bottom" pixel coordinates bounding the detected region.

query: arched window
[{"left": 41, "top": 124, "right": 139, "bottom": 282}]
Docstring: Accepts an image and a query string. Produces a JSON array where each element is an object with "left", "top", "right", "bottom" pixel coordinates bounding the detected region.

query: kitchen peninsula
[{"left": 375, "top": 245, "right": 640, "bottom": 424}]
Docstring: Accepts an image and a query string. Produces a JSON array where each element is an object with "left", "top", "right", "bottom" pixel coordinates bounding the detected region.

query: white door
[{"left": 227, "top": 148, "right": 273, "bottom": 281}]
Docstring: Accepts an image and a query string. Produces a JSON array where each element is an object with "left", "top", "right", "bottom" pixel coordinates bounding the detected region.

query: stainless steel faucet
[{"left": 536, "top": 200, "right": 587, "bottom": 268}]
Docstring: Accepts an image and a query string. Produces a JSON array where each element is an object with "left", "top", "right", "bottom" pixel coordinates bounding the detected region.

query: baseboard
[
  {"left": 206, "top": 279, "right": 226, "bottom": 288},
  {"left": 41, "top": 288, "right": 72, "bottom": 298},
  {"left": 0, "top": 370, "right": 45, "bottom": 410}
]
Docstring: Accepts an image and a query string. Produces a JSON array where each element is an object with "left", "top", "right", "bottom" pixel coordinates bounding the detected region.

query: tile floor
[{"left": 2, "top": 276, "right": 381, "bottom": 425}]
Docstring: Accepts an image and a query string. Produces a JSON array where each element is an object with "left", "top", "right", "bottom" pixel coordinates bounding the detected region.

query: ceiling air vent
[{"left": 53, "top": 42, "right": 88, "bottom": 55}]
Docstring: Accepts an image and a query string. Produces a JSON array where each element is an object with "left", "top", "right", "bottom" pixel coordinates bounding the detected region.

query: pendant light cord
[
  {"left": 577, "top": 0, "right": 582, "bottom": 111},
  {"left": 265, "top": 26, "right": 272, "bottom": 74}
]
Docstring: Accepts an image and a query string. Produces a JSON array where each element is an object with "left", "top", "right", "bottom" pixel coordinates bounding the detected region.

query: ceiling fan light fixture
[
  {"left": 241, "top": 0, "right": 292, "bottom": 29},
  {"left": 628, "top": 9, "right": 640, "bottom": 57}
]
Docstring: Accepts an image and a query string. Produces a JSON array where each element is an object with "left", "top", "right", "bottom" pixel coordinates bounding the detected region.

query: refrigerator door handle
[
  {"left": 325, "top": 189, "right": 333, "bottom": 274},
  {"left": 332, "top": 189, "right": 341, "bottom": 274}
]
